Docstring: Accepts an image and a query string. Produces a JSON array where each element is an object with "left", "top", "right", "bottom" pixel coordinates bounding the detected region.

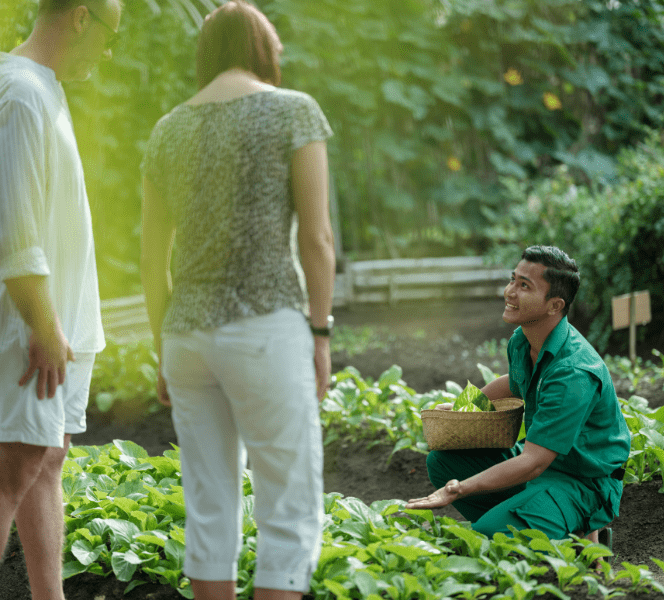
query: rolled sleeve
[
  {"left": 0, "top": 245, "right": 50, "bottom": 281},
  {"left": 526, "top": 366, "right": 599, "bottom": 455},
  {"left": 0, "top": 98, "right": 48, "bottom": 280}
]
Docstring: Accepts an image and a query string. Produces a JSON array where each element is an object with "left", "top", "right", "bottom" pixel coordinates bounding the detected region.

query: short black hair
[{"left": 521, "top": 245, "right": 580, "bottom": 316}]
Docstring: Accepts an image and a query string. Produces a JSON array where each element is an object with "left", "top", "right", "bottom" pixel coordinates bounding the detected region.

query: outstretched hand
[{"left": 405, "top": 479, "right": 462, "bottom": 510}]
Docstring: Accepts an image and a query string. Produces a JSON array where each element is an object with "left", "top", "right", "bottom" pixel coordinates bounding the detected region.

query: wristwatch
[{"left": 310, "top": 315, "right": 334, "bottom": 337}]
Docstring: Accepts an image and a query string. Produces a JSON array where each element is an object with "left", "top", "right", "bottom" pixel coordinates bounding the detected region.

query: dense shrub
[
  {"left": 488, "top": 129, "right": 664, "bottom": 351},
  {"left": 3, "top": 0, "right": 664, "bottom": 295}
]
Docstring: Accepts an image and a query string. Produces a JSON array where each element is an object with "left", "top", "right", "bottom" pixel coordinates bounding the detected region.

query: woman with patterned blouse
[{"left": 140, "top": 3, "right": 335, "bottom": 599}]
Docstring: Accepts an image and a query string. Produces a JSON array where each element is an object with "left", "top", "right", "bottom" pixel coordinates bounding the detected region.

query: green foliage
[
  {"left": 488, "top": 129, "right": 664, "bottom": 351},
  {"left": 62, "top": 438, "right": 664, "bottom": 598},
  {"left": 90, "top": 338, "right": 159, "bottom": 413},
  {"left": 5, "top": 0, "right": 664, "bottom": 297},
  {"left": 451, "top": 381, "right": 496, "bottom": 412},
  {"left": 62, "top": 440, "right": 194, "bottom": 597},
  {"left": 322, "top": 363, "right": 500, "bottom": 460},
  {"left": 619, "top": 394, "right": 664, "bottom": 488}
]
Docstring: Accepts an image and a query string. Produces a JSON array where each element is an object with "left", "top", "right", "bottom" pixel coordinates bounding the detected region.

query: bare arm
[
  {"left": 481, "top": 374, "right": 516, "bottom": 400},
  {"left": 4, "top": 275, "right": 73, "bottom": 399},
  {"left": 140, "top": 176, "right": 175, "bottom": 405},
  {"left": 292, "top": 141, "right": 335, "bottom": 401},
  {"left": 406, "top": 440, "right": 557, "bottom": 509}
]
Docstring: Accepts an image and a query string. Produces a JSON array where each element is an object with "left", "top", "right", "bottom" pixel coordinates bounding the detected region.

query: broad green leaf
[
  {"left": 62, "top": 560, "right": 88, "bottom": 579},
  {"left": 113, "top": 439, "right": 149, "bottom": 459},
  {"left": 111, "top": 551, "right": 139, "bottom": 581},
  {"left": 453, "top": 381, "right": 495, "bottom": 412},
  {"left": 165, "top": 539, "right": 186, "bottom": 569},
  {"left": 477, "top": 362, "right": 500, "bottom": 385},
  {"left": 378, "top": 365, "right": 403, "bottom": 389},
  {"left": 71, "top": 539, "right": 104, "bottom": 566},
  {"left": 322, "top": 578, "right": 351, "bottom": 599}
]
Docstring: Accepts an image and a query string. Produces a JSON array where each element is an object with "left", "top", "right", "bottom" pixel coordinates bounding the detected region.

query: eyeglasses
[{"left": 86, "top": 6, "right": 120, "bottom": 49}]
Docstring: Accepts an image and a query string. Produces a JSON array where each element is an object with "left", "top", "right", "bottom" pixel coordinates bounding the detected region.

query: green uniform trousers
[{"left": 426, "top": 447, "right": 602, "bottom": 540}]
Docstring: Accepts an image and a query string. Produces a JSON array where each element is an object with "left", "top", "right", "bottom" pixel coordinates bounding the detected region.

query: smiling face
[
  {"left": 65, "top": 0, "right": 122, "bottom": 81},
  {"left": 503, "top": 260, "right": 564, "bottom": 327}
]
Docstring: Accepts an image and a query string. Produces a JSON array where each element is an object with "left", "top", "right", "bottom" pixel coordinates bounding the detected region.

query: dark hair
[
  {"left": 521, "top": 245, "right": 580, "bottom": 316},
  {"left": 196, "top": 1, "right": 281, "bottom": 90}
]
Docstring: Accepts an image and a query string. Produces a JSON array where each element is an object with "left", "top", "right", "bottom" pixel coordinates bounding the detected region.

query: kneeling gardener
[{"left": 407, "top": 245, "right": 630, "bottom": 544}]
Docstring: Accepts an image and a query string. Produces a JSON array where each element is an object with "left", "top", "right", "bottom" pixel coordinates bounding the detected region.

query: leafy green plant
[
  {"left": 488, "top": 129, "right": 664, "bottom": 351},
  {"left": 62, "top": 440, "right": 194, "bottom": 597},
  {"left": 61, "top": 438, "right": 664, "bottom": 599},
  {"left": 450, "top": 382, "right": 495, "bottom": 412},
  {"left": 322, "top": 363, "right": 499, "bottom": 461},
  {"left": 619, "top": 395, "right": 664, "bottom": 489},
  {"left": 90, "top": 338, "right": 159, "bottom": 414}
]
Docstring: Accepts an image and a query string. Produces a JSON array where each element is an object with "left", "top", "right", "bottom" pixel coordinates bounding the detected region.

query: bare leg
[
  {"left": 0, "top": 442, "right": 48, "bottom": 560},
  {"left": 190, "top": 579, "right": 236, "bottom": 600},
  {"left": 14, "top": 434, "right": 71, "bottom": 600},
  {"left": 255, "top": 589, "right": 303, "bottom": 600},
  {"left": 585, "top": 530, "right": 599, "bottom": 544}
]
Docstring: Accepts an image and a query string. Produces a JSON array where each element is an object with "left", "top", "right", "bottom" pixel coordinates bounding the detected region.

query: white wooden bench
[
  {"left": 101, "top": 257, "right": 509, "bottom": 341},
  {"left": 340, "top": 256, "right": 510, "bottom": 304}
]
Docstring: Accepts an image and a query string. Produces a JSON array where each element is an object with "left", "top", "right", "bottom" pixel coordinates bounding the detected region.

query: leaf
[
  {"left": 165, "top": 539, "right": 186, "bottom": 569},
  {"left": 453, "top": 381, "right": 494, "bottom": 412},
  {"left": 111, "top": 551, "right": 138, "bottom": 582},
  {"left": 322, "top": 579, "right": 351, "bottom": 599},
  {"left": 444, "top": 381, "right": 463, "bottom": 397},
  {"left": 113, "top": 439, "right": 149, "bottom": 459},
  {"left": 62, "top": 560, "right": 88, "bottom": 579},
  {"left": 71, "top": 539, "right": 104, "bottom": 566},
  {"left": 378, "top": 365, "right": 403, "bottom": 389},
  {"left": 477, "top": 363, "right": 500, "bottom": 385},
  {"left": 124, "top": 580, "right": 148, "bottom": 594}
]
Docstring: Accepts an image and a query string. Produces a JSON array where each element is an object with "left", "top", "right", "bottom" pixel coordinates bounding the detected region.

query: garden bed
[{"left": 1, "top": 298, "right": 663, "bottom": 599}]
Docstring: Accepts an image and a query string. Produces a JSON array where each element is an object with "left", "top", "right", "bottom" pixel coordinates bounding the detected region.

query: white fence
[{"left": 101, "top": 257, "right": 509, "bottom": 342}]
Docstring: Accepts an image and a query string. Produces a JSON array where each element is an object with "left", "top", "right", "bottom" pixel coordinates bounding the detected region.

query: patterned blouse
[{"left": 141, "top": 88, "right": 332, "bottom": 334}]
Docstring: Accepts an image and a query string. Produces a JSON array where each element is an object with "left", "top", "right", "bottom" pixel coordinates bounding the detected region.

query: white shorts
[
  {"left": 162, "top": 308, "right": 324, "bottom": 592},
  {"left": 0, "top": 341, "right": 95, "bottom": 448}
]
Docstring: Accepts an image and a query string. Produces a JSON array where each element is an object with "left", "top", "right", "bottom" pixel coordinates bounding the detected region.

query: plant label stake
[{"left": 611, "top": 290, "right": 651, "bottom": 365}]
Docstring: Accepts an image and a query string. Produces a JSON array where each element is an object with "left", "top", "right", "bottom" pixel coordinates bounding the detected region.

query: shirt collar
[
  {"left": 512, "top": 316, "right": 569, "bottom": 367},
  {"left": 541, "top": 316, "right": 569, "bottom": 359}
]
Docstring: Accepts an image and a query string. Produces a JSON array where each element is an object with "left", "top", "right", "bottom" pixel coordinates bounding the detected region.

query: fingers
[
  {"left": 18, "top": 364, "right": 37, "bottom": 387},
  {"left": 435, "top": 403, "right": 453, "bottom": 411},
  {"left": 67, "top": 346, "right": 76, "bottom": 362}
]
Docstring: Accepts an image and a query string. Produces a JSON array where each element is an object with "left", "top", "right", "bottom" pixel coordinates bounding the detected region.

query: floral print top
[{"left": 141, "top": 88, "right": 332, "bottom": 334}]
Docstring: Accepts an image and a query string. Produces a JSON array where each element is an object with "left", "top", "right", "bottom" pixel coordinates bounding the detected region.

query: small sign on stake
[{"left": 611, "top": 290, "right": 651, "bottom": 364}]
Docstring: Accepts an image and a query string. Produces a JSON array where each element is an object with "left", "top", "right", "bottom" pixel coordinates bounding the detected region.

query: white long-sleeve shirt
[{"left": 0, "top": 53, "right": 104, "bottom": 353}]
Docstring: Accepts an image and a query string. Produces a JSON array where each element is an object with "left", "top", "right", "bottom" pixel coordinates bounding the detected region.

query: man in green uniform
[{"left": 407, "top": 245, "right": 630, "bottom": 544}]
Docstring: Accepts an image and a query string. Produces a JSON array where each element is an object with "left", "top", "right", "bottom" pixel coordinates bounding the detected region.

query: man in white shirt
[{"left": 0, "top": 1, "right": 121, "bottom": 597}]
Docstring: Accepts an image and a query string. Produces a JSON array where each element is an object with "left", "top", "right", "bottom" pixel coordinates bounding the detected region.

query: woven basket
[{"left": 421, "top": 398, "right": 524, "bottom": 450}]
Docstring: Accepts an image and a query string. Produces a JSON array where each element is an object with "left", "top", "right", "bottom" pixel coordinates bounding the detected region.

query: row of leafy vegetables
[{"left": 62, "top": 364, "right": 664, "bottom": 598}]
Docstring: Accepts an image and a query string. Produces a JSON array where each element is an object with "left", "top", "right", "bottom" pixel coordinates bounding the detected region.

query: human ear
[
  {"left": 548, "top": 297, "right": 565, "bottom": 315},
  {"left": 71, "top": 5, "right": 90, "bottom": 35}
]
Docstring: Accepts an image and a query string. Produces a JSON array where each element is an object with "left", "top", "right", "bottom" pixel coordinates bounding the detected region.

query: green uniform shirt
[{"left": 507, "top": 317, "right": 630, "bottom": 529}]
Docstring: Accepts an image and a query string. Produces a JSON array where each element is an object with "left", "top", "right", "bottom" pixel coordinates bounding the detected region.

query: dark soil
[{"left": 2, "top": 298, "right": 664, "bottom": 599}]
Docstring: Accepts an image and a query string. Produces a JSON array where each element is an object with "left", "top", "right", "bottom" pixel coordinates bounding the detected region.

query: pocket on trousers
[{"left": 512, "top": 486, "right": 574, "bottom": 539}]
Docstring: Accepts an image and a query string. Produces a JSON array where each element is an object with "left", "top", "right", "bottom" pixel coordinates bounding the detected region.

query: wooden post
[{"left": 629, "top": 292, "right": 637, "bottom": 365}]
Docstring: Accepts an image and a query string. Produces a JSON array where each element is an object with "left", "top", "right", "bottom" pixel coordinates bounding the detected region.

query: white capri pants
[{"left": 162, "top": 309, "right": 324, "bottom": 591}]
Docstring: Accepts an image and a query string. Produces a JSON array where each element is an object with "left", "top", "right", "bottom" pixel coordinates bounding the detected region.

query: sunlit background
[{"left": 2, "top": 0, "right": 664, "bottom": 350}]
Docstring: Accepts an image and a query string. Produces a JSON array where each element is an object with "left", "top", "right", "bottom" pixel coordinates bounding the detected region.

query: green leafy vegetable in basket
[{"left": 452, "top": 381, "right": 496, "bottom": 412}]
